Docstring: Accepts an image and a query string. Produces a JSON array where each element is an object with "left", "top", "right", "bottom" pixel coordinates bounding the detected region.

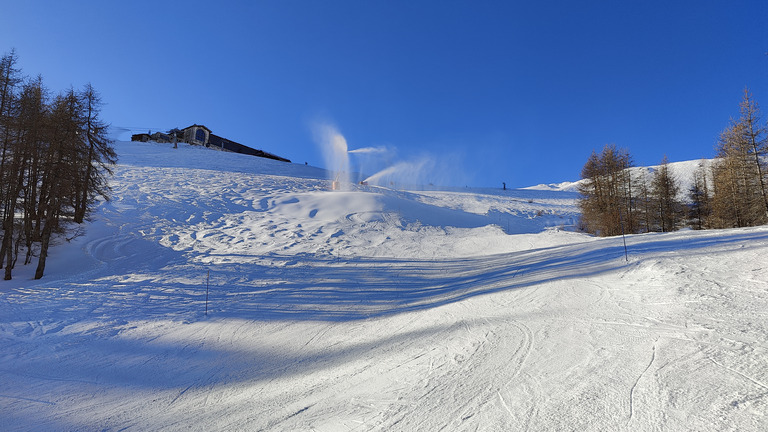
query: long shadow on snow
[
  {"left": 204, "top": 229, "right": 768, "bottom": 321},
  {"left": 4, "top": 235, "right": 616, "bottom": 325},
  {"left": 624, "top": 228, "right": 768, "bottom": 256},
  {"left": 3, "top": 228, "right": 767, "bottom": 431},
  {"left": 8, "top": 228, "right": 767, "bottom": 326},
  {"left": 0, "top": 314, "right": 499, "bottom": 430}
]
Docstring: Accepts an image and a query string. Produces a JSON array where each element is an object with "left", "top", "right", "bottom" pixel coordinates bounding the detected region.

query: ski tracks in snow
[
  {"left": 627, "top": 338, "right": 658, "bottom": 424},
  {"left": 4, "top": 145, "right": 768, "bottom": 431},
  {"left": 379, "top": 300, "right": 540, "bottom": 431}
]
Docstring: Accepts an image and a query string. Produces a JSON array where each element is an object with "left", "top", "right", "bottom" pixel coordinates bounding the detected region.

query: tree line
[
  {"left": 0, "top": 50, "right": 116, "bottom": 280},
  {"left": 579, "top": 88, "right": 767, "bottom": 236}
]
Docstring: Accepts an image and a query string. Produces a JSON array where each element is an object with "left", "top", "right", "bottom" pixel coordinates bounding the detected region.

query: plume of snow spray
[
  {"left": 313, "top": 123, "right": 350, "bottom": 190},
  {"left": 348, "top": 145, "right": 396, "bottom": 184},
  {"left": 312, "top": 122, "right": 468, "bottom": 189},
  {"left": 363, "top": 158, "right": 434, "bottom": 188},
  {"left": 348, "top": 146, "right": 389, "bottom": 155}
]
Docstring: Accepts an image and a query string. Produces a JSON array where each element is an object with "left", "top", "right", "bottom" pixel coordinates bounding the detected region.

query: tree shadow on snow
[
  {"left": 7, "top": 226, "right": 767, "bottom": 326},
  {"left": 205, "top": 228, "right": 768, "bottom": 321}
]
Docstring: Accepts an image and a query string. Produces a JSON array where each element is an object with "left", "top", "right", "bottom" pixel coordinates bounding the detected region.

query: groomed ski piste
[{"left": 2, "top": 140, "right": 767, "bottom": 431}]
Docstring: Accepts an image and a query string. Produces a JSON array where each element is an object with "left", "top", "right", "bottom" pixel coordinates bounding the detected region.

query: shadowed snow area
[{"left": 1, "top": 141, "right": 767, "bottom": 431}]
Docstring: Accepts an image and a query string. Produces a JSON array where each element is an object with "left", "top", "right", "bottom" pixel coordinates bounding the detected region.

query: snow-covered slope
[
  {"left": 525, "top": 158, "right": 716, "bottom": 201},
  {"left": 1, "top": 141, "right": 767, "bottom": 431}
]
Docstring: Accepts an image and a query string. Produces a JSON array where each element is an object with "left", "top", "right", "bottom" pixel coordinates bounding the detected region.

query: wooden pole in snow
[
  {"left": 205, "top": 270, "right": 210, "bottom": 316},
  {"left": 620, "top": 212, "right": 629, "bottom": 262}
]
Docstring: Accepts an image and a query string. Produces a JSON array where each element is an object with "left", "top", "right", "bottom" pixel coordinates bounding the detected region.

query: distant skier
[{"left": 503, "top": 182, "right": 506, "bottom": 191}]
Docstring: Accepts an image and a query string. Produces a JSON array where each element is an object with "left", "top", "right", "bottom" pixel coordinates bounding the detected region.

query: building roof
[{"left": 181, "top": 124, "right": 211, "bottom": 133}]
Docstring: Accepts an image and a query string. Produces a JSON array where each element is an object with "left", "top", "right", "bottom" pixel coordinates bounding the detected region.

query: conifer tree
[
  {"left": 650, "top": 156, "right": 682, "bottom": 232},
  {"left": 636, "top": 172, "right": 653, "bottom": 233},
  {"left": 33, "top": 89, "right": 90, "bottom": 279},
  {"left": 73, "top": 84, "right": 116, "bottom": 224},
  {"left": 0, "top": 52, "right": 21, "bottom": 277},
  {"left": 710, "top": 90, "right": 768, "bottom": 228},
  {"left": 0, "top": 50, "right": 116, "bottom": 280},
  {"left": 737, "top": 89, "right": 768, "bottom": 219},
  {"left": 688, "top": 162, "right": 712, "bottom": 230},
  {"left": 578, "top": 144, "right": 635, "bottom": 236},
  {"left": 2, "top": 78, "right": 47, "bottom": 278},
  {"left": 0, "top": 50, "right": 21, "bottom": 180}
]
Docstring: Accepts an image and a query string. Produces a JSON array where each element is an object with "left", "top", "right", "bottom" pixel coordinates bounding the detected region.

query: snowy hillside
[
  {"left": 526, "top": 158, "right": 716, "bottom": 200},
  {"left": 2, "top": 141, "right": 767, "bottom": 431}
]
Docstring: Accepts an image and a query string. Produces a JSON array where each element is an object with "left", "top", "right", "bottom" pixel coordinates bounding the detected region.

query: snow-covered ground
[{"left": 1, "top": 141, "right": 767, "bottom": 431}]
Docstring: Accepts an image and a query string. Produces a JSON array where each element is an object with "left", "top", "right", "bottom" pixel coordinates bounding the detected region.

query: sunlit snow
[{"left": 1, "top": 141, "right": 766, "bottom": 431}]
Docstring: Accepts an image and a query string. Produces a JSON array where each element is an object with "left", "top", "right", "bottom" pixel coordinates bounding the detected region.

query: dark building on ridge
[{"left": 131, "top": 124, "right": 291, "bottom": 163}]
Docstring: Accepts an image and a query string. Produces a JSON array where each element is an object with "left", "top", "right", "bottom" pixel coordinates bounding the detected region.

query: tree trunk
[
  {"left": 34, "top": 217, "right": 53, "bottom": 280},
  {"left": 2, "top": 217, "right": 11, "bottom": 279}
]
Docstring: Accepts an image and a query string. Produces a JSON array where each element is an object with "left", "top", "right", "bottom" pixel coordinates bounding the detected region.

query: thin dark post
[
  {"left": 205, "top": 270, "right": 210, "bottom": 316},
  {"left": 620, "top": 211, "right": 629, "bottom": 262}
]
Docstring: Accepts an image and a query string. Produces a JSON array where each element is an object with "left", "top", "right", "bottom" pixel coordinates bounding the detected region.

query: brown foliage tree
[
  {"left": 649, "top": 156, "right": 683, "bottom": 232},
  {"left": 688, "top": 162, "right": 712, "bottom": 230},
  {"left": 0, "top": 51, "right": 115, "bottom": 280},
  {"left": 710, "top": 89, "right": 768, "bottom": 228},
  {"left": 578, "top": 144, "right": 635, "bottom": 236}
]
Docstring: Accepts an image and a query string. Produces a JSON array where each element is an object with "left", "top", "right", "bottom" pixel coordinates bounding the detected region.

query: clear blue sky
[{"left": 2, "top": 1, "right": 766, "bottom": 187}]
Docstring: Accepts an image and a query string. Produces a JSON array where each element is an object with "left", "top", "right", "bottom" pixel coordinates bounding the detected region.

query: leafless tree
[{"left": 578, "top": 144, "right": 635, "bottom": 236}]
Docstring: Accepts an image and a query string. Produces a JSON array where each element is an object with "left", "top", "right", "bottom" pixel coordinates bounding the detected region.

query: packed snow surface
[{"left": 1, "top": 141, "right": 767, "bottom": 431}]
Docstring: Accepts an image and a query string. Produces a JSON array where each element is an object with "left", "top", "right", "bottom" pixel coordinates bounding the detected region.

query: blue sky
[{"left": 2, "top": 1, "right": 766, "bottom": 187}]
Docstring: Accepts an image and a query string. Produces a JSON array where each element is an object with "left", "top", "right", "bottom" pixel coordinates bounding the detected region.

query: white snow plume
[
  {"left": 348, "top": 145, "right": 397, "bottom": 184},
  {"left": 348, "top": 146, "right": 389, "bottom": 154},
  {"left": 362, "top": 150, "right": 470, "bottom": 189},
  {"left": 312, "top": 122, "right": 350, "bottom": 189},
  {"left": 363, "top": 157, "right": 433, "bottom": 187}
]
